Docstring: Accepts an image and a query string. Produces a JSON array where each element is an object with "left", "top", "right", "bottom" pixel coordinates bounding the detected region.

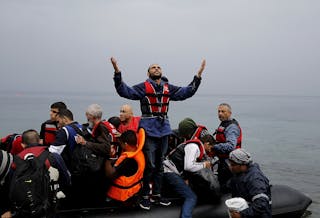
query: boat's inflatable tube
[
  {"left": 57, "top": 184, "right": 312, "bottom": 218},
  {"left": 271, "top": 185, "right": 312, "bottom": 218}
]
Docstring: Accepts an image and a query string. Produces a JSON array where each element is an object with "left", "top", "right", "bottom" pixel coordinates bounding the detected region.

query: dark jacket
[
  {"left": 0, "top": 175, "right": 11, "bottom": 215},
  {"left": 227, "top": 163, "right": 272, "bottom": 218},
  {"left": 86, "top": 122, "right": 112, "bottom": 158},
  {"left": 0, "top": 151, "right": 13, "bottom": 215}
]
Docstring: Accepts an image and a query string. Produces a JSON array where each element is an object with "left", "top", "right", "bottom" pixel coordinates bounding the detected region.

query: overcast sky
[{"left": 0, "top": 0, "right": 319, "bottom": 96}]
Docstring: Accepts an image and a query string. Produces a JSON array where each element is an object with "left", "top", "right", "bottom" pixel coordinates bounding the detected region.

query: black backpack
[
  {"left": 9, "top": 149, "right": 53, "bottom": 218},
  {"left": 69, "top": 124, "right": 105, "bottom": 176},
  {"left": 189, "top": 168, "right": 221, "bottom": 204}
]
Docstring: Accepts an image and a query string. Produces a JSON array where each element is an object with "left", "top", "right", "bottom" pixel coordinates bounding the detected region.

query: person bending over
[{"left": 226, "top": 149, "right": 271, "bottom": 218}]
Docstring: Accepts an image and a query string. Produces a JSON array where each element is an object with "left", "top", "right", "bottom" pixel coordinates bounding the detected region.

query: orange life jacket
[{"left": 107, "top": 128, "right": 146, "bottom": 201}]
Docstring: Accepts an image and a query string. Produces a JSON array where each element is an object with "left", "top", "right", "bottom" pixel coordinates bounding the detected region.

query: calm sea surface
[{"left": 0, "top": 91, "right": 319, "bottom": 217}]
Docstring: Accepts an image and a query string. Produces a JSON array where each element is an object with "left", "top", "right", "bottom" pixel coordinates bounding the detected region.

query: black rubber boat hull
[{"left": 57, "top": 184, "right": 312, "bottom": 218}]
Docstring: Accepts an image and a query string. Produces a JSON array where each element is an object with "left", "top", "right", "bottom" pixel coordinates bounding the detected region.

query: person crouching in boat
[
  {"left": 166, "top": 118, "right": 210, "bottom": 155},
  {"left": 105, "top": 129, "right": 145, "bottom": 204},
  {"left": 226, "top": 149, "right": 271, "bottom": 218},
  {"left": 163, "top": 118, "right": 215, "bottom": 218}
]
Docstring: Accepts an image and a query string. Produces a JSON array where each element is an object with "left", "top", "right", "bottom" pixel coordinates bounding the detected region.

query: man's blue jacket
[
  {"left": 114, "top": 73, "right": 201, "bottom": 137},
  {"left": 227, "top": 163, "right": 272, "bottom": 218}
]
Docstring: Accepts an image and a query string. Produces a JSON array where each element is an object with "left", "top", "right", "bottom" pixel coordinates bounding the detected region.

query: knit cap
[
  {"left": 0, "top": 150, "right": 13, "bottom": 185},
  {"left": 229, "top": 148, "right": 252, "bottom": 165},
  {"left": 178, "top": 118, "right": 197, "bottom": 138}
]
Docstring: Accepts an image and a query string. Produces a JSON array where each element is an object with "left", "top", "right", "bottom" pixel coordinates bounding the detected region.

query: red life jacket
[
  {"left": 92, "top": 121, "right": 119, "bottom": 142},
  {"left": 167, "top": 138, "right": 206, "bottom": 173},
  {"left": 13, "top": 146, "right": 50, "bottom": 169},
  {"left": 107, "top": 128, "right": 146, "bottom": 201},
  {"left": 215, "top": 119, "right": 242, "bottom": 149},
  {"left": 184, "top": 139, "right": 205, "bottom": 162},
  {"left": 0, "top": 133, "right": 23, "bottom": 155},
  {"left": 191, "top": 125, "right": 207, "bottom": 140},
  {"left": 118, "top": 116, "right": 141, "bottom": 133},
  {"left": 143, "top": 81, "right": 170, "bottom": 117},
  {"left": 43, "top": 123, "right": 58, "bottom": 146}
]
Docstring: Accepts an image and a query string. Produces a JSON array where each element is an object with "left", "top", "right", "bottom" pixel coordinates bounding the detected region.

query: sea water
[{"left": 0, "top": 91, "right": 319, "bottom": 217}]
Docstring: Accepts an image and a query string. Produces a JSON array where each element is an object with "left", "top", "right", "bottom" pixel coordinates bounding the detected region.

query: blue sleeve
[
  {"left": 240, "top": 177, "right": 271, "bottom": 218},
  {"left": 169, "top": 76, "right": 201, "bottom": 101},
  {"left": 52, "top": 129, "right": 68, "bottom": 146},
  {"left": 113, "top": 73, "right": 145, "bottom": 100},
  {"left": 214, "top": 124, "right": 240, "bottom": 154}
]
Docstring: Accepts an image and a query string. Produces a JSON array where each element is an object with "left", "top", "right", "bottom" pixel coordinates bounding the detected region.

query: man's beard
[{"left": 149, "top": 74, "right": 162, "bottom": 80}]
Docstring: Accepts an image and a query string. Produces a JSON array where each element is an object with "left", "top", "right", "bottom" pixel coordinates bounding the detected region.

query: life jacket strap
[{"left": 111, "top": 179, "right": 143, "bottom": 189}]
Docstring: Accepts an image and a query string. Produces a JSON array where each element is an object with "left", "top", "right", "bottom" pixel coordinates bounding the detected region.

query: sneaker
[
  {"left": 139, "top": 197, "right": 151, "bottom": 210},
  {"left": 150, "top": 194, "right": 171, "bottom": 206}
]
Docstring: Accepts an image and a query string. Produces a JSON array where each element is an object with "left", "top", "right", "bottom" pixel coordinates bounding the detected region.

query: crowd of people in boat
[{"left": 0, "top": 58, "right": 271, "bottom": 218}]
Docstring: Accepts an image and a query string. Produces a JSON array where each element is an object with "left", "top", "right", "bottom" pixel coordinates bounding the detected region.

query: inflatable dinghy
[{"left": 57, "top": 184, "right": 312, "bottom": 218}]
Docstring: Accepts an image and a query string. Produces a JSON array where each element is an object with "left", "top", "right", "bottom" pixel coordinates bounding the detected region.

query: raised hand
[
  {"left": 197, "top": 59, "right": 206, "bottom": 78},
  {"left": 110, "top": 57, "right": 120, "bottom": 73}
]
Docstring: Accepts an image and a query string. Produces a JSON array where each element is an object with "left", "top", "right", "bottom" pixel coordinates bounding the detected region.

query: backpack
[
  {"left": 69, "top": 124, "right": 105, "bottom": 176},
  {"left": 9, "top": 148, "right": 53, "bottom": 218},
  {"left": 189, "top": 168, "right": 221, "bottom": 204}
]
